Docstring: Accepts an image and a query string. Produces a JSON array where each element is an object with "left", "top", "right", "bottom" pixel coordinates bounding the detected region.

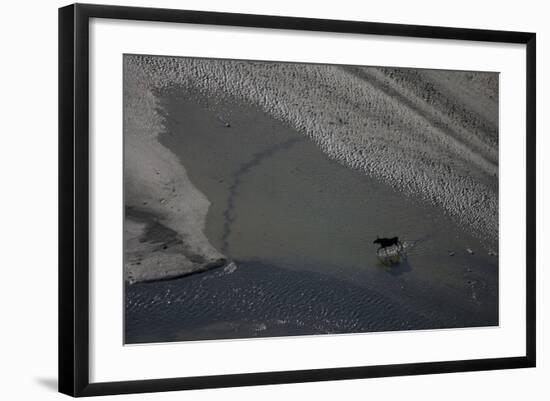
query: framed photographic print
[{"left": 58, "top": 3, "right": 536, "bottom": 397}]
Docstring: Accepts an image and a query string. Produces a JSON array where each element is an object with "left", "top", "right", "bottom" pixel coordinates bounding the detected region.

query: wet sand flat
[
  {"left": 124, "top": 88, "right": 498, "bottom": 343},
  {"left": 123, "top": 59, "right": 227, "bottom": 283},
  {"left": 125, "top": 56, "right": 499, "bottom": 246}
]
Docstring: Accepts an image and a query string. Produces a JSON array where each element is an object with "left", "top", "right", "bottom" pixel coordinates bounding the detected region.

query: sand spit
[
  {"left": 124, "top": 60, "right": 227, "bottom": 283},
  {"left": 126, "top": 55, "right": 498, "bottom": 246}
]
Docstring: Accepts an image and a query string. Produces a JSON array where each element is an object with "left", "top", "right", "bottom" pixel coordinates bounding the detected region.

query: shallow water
[
  {"left": 126, "top": 260, "right": 489, "bottom": 343},
  {"left": 124, "top": 89, "right": 498, "bottom": 343}
]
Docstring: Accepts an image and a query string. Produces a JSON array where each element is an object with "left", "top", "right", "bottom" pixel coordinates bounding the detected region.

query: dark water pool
[{"left": 125, "top": 260, "right": 496, "bottom": 344}]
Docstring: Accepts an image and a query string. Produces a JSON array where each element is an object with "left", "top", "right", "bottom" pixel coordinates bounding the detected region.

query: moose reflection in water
[{"left": 373, "top": 236, "right": 404, "bottom": 265}]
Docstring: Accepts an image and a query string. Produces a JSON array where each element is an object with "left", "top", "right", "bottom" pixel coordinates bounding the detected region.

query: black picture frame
[{"left": 59, "top": 3, "right": 536, "bottom": 397}]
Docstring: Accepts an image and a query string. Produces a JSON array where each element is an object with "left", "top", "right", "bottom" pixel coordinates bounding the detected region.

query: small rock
[
  {"left": 466, "top": 248, "right": 474, "bottom": 255},
  {"left": 160, "top": 199, "right": 166, "bottom": 204},
  {"left": 488, "top": 251, "right": 498, "bottom": 257},
  {"left": 225, "top": 122, "right": 231, "bottom": 127},
  {"left": 449, "top": 251, "right": 455, "bottom": 256}
]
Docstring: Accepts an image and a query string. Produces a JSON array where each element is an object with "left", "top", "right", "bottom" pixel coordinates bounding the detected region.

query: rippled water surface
[{"left": 126, "top": 259, "right": 493, "bottom": 343}]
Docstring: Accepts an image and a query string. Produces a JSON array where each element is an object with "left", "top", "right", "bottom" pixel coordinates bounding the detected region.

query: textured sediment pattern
[
  {"left": 126, "top": 55, "right": 498, "bottom": 245},
  {"left": 124, "top": 59, "right": 227, "bottom": 283},
  {"left": 126, "top": 261, "right": 495, "bottom": 343}
]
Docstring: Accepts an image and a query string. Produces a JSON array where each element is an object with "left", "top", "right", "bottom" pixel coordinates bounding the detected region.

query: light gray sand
[
  {"left": 123, "top": 61, "right": 227, "bottom": 283},
  {"left": 127, "top": 55, "right": 498, "bottom": 248},
  {"left": 123, "top": 54, "right": 498, "bottom": 304}
]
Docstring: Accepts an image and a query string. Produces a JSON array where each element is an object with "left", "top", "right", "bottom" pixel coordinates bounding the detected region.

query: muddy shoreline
[
  {"left": 126, "top": 55, "right": 499, "bottom": 247},
  {"left": 123, "top": 58, "right": 230, "bottom": 283}
]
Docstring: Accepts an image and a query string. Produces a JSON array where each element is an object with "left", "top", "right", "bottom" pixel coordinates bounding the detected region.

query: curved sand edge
[
  {"left": 123, "top": 58, "right": 227, "bottom": 284},
  {"left": 126, "top": 55, "right": 498, "bottom": 247}
]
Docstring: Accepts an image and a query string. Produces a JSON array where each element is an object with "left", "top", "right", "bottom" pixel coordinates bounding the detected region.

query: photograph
[
  {"left": 123, "top": 54, "right": 499, "bottom": 344},
  {"left": 0, "top": 0, "right": 542, "bottom": 399}
]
